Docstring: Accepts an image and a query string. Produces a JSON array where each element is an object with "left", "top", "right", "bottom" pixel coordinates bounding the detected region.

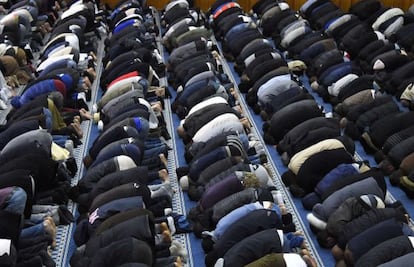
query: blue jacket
[
  {"left": 302, "top": 163, "right": 359, "bottom": 210},
  {"left": 11, "top": 79, "right": 65, "bottom": 108}
]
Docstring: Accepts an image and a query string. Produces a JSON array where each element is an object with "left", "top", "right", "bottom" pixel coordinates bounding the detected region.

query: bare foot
[
  {"left": 233, "top": 105, "right": 243, "bottom": 114},
  {"left": 303, "top": 255, "right": 317, "bottom": 267},
  {"left": 53, "top": 1, "right": 61, "bottom": 11},
  {"left": 159, "top": 169, "right": 169, "bottom": 182},
  {"left": 229, "top": 87, "right": 238, "bottom": 99},
  {"left": 73, "top": 115, "right": 81, "bottom": 124},
  {"left": 160, "top": 222, "right": 169, "bottom": 233},
  {"left": 240, "top": 117, "right": 251, "bottom": 133},
  {"left": 43, "top": 217, "right": 56, "bottom": 249},
  {"left": 6, "top": 75, "right": 19, "bottom": 88},
  {"left": 301, "top": 249, "right": 311, "bottom": 257},
  {"left": 83, "top": 76, "right": 92, "bottom": 89},
  {"left": 87, "top": 67, "right": 97, "bottom": 80},
  {"left": 159, "top": 153, "right": 168, "bottom": 169},
  {"left": 279, "top": 205, "right": 287, "bottom": 215},
  {"left": 43, "top": 22, "right": 52, "bottom": 32},
  {"left": 175, "top": 256, "right": 183, "bottom": 267},
  {"left": 155, "top": 87, "right": 165, "bottom": 97},
  {"left": 152, "top": 101, "right": 163, "bottom": 113},
  {"left": 79, "top": 108, "right": 93, "bottom": 120},
  {"left": 70, "top": 122, "right": 83, "bottom": 139},
  {"left": 162, "top": 229, "right": 172, "bottom": 243},
  {"left": 89, "top": 51, "right": 97, "bottom": 62}
]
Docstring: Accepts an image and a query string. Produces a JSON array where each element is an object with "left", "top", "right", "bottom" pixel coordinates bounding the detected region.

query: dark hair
[{"left": 316, "top": 230, "right": 337, "bottom": 248}]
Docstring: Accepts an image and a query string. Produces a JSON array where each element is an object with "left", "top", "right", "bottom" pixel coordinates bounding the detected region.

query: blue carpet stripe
[
  {"left": 152, "top": 7, "right": 194, "bottom": 267},
  {"left": 211, "top": 35, "right": 325, "bottom": 267},
  {"left": 51, "top": 35, "right": 105, "bottom": 267}
]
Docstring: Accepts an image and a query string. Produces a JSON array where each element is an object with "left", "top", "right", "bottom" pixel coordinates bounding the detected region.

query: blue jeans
[
  {"left": 20, "top": 222, "right": 45, "bottom": 239},
  {"left": 43, "top": 107, "right": 52, "bottom": 132},
  {"left": 143, "top": 143, "right": 168, "bottom": 160},
  {"left": 144, "top": 138, "right": 163, "bottom": 147},
  {"left": 53, "top": 135, "right": 69, "bottom": 147},
  {"left": 4, "top": 187, "right": 27, "bottom": 216},
  {"left": 238, "top": 133, "right": 249, "bottom": 151}
]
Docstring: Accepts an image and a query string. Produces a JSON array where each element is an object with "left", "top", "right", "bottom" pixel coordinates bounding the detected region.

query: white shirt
[
  {"left": 327, "top": 73, "right": 359, "bottom": 97},
  {"left": 192, "top": 113, "right": 244, "bottom": 143},
  {"left": 181, "top": 96, "right": 228, "bottom": 126}
]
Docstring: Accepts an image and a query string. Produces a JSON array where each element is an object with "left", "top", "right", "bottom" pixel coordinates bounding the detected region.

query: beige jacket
[{"left": 288, "top": 139, "right": 344, "bottom": 174}]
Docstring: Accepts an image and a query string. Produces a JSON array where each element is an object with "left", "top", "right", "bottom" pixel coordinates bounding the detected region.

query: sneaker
[{"left": 43, "top": 217, "right": 56, "bottom": 249}]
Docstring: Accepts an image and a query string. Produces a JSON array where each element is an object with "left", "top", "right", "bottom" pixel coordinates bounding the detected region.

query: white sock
[
  {"left": 167, "top": 216, "right": 176, "bottom": 235},
  {"left": 164, "top": 208, "right": 172, "bottom": 216},
  {"left": 169, "top": 240, "right": 187, "bottom": 261}
]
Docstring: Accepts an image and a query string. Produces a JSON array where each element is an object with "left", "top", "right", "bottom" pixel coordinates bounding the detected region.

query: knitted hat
[
  {"left": 250, "top": 164, "right": 270, "bottom": 184},
  {"left": 242, "top": 172, "right": 260, "bottom": 188},
  {"left": 359, "top": 194, "right": 385, "bottom": 209}
]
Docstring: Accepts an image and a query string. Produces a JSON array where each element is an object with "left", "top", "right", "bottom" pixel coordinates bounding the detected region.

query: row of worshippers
[
  {"left": 0, "top": 0, "right": 73, "bottom": 109},
  {"left": 0, "top": 0, "right": 103, "bottom": 266},
  {"left": 241, "top": 0, "right": 414, "bottom": 266},
  {"left": 280, "top": 0, "right": 414, "bottom": 200},
  {"left": 68, "top": 0, "right": 190, "bottom": 266},
  {"left": 162, "top": 1, "right": 318, "bottom": 266}
]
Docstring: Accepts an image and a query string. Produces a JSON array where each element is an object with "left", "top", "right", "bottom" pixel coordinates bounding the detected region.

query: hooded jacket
[{"left": 311, "top": 177, "right": 386, "bottom": 222}]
